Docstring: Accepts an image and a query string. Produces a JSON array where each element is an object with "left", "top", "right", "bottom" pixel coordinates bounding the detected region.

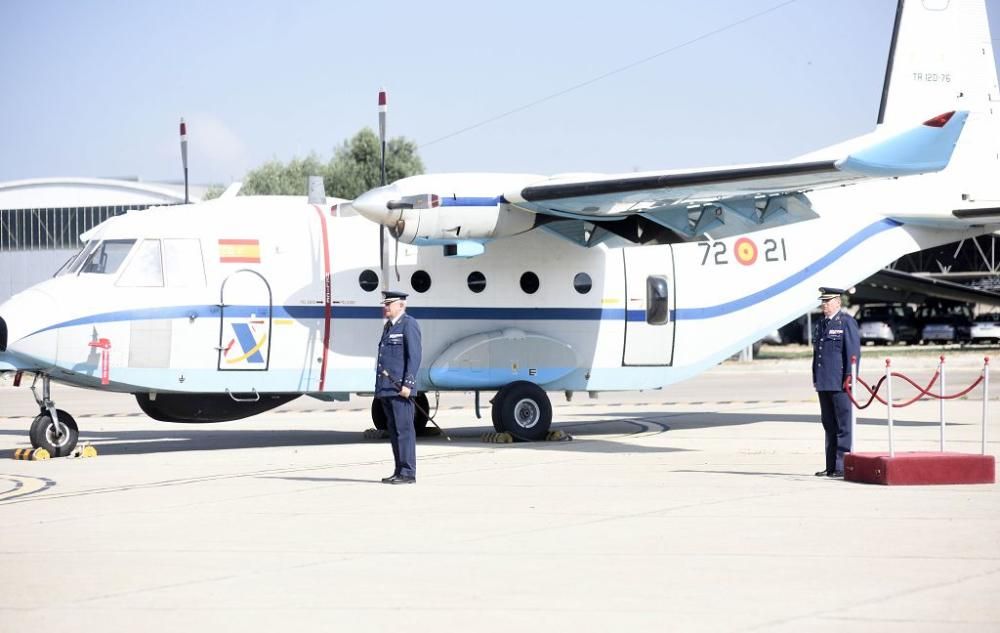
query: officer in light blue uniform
[
  {"left": 812, "top": 287, "right": 861, "bottom": 477},
  {"left": 376, "top": 290, "right": 422, "bottom": 484}
]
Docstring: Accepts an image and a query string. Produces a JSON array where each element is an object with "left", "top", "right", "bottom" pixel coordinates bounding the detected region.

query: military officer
[
  {"left": 376, "top": 290, "right": 422, "bottom": 484},
  {"left": 812, "top": 287, "right": 860, "bottom": 478}
]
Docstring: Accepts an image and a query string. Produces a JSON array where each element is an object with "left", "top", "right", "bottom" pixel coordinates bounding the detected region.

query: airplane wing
[{"left": 505, "top": 111, "right": 967, "bottom": 242}]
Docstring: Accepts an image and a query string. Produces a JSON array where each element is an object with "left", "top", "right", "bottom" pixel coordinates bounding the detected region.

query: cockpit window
[
  {"left": 55, "top": 240, "right": 98, "bottom": 276},
  {"left": 117, "top": 239, "right": 164, "bottom": 287},
  {"left": 163, "top": 239, "right": 206, "bottom": 287},
  {"left": 80, "top": 240, "right": 135, "bottom": 275}
]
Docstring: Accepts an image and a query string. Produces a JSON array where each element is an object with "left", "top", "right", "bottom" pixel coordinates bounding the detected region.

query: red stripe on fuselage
[{"left": 312, "top": 204, "right": 332, "bottom": 391}]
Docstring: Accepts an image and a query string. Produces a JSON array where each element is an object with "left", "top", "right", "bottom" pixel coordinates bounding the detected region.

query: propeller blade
[{"left": 378, "top": 88, "right": 389, "bottom": 290}]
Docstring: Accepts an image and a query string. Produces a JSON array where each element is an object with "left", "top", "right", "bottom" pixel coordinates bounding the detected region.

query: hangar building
[{"left": 0, "top": 178, "right": 206, "bottom": 304}]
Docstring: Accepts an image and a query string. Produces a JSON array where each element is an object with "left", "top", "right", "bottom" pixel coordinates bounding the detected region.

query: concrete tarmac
[{"left": 0, "top": 351, "right": 997, "bottom": 632}]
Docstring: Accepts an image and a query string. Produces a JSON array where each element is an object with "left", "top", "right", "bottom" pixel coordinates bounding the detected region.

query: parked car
[
  {"left": 855, "top": 304, "right": 920, "bottom": 345},
  {"left": 917, "top": 303, "right": 973, "bottom": 343},
  {"left": 971, "top": 313, "right": 1000, "bottom": 344}
]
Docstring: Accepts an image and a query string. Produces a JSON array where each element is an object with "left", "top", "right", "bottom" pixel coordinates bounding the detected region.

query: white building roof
[{"left": 0, "top": 177, "right": 208, "bottom": 209}]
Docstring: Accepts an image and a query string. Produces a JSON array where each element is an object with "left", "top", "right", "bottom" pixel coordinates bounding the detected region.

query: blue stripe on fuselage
[
  {"left": 26, "top": 218, "right": 901, "bottom": 334},
  {"left": 440, "top": 196, "right": 504, "bottom": 207}
]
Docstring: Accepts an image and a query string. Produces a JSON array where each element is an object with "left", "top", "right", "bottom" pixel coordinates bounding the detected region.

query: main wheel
[
  {"left": 492, "top": 381, "right": 552, "bottom": 441},
  {"left": 29, "top": 410, "right": 78, "bottom": 457},
  {"left": 371, "top": 399, "right": 387, "bottom": 430}
]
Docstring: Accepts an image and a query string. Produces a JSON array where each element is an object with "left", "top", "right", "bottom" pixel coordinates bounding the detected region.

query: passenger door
[
  {"left": 217, "top": 270, "right": 272, "bottom": 371},
  {"left": 623, "top": 246, "right": 676, "bottom": 366}
]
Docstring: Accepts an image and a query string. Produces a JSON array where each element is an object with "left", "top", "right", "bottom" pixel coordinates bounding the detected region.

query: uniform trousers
[
  {"left": 380, "top": 396, "right": 416, "bottom": 478},
  {"left": 817, "top": 390, "right": 852, "bottom": 472}
]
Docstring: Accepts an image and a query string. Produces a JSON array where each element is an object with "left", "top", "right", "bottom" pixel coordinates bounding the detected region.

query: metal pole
[
  {"left": 983, "top": 357, "right": 990, "bottom": 456},
  {"left": 850, "top": 354, "right": 857, "bottom": 452},
  {"left": 939, "top": 355, "right": 946, "bottom": 452},
  {"left": 886, "top": 358, "right": 894, "bottom": 458}
]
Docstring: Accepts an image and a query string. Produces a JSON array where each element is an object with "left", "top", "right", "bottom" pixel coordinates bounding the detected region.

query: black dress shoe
[
  {"left": 827, "top": 470, "right": 844, "bottom": 478},
  {"left": 388, "top": 475, "right": 416, "bottom": 485},
  {"left": 815, "top": 469, "right": 831, "bottom": 477},
  {"left": 381, "top": 474, "right": 399, "bottom": 483}
]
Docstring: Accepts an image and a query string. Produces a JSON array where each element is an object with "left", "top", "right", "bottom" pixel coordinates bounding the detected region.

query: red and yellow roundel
[{"left": 734, "top": 237, "right": 758, "bottom": 265}]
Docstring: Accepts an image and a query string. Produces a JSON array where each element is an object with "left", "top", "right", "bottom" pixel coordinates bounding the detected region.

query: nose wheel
[{"left": 27, "top": 374, "right": 80, "bottom": 457}]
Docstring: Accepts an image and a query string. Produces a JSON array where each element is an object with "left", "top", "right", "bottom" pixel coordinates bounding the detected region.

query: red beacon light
[{"left": 922, "top": 111, "right": 955, "bottom": 127}]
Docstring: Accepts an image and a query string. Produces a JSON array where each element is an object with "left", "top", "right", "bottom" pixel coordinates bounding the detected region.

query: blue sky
[{"left": 2, "top": 0, "right": 998, "bottom": 185}]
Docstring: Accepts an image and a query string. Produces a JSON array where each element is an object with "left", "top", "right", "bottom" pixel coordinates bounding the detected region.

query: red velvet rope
[{"left": 847, "top": 367, "right": 984, "bottom": 409}]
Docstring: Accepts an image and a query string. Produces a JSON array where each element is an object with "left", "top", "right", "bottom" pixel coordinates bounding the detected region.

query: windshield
[{"left": 79, "top": 240, "right": 135, "bottom": 275}]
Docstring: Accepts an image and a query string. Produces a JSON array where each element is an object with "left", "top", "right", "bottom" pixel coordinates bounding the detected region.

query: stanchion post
[
  {"left": 886, "top": 358, "right": 894, "bottom": 458},
  {"left": 939, "top": 355, "right": 946, "bottom": 452},
  {"left": 850, "top": 355, "right": 858, "bottom": 452},
  {"left": 983, "top": 357, "right": 990, "bottom": 456}
]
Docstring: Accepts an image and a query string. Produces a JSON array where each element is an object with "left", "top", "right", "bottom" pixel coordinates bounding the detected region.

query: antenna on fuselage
[{"left": 179, "top": 117, "right": 189, "bottom": 204}]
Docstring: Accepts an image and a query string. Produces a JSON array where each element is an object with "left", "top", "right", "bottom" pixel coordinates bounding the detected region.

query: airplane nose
[
  {"left": 353, "top": 185, "right": 401, "bottom": 227},
  {"left": 0, "top": 288, "right": 59, "bottom": 368}
]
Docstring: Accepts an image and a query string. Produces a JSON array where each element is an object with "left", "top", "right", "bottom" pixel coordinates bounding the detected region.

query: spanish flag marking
[{"left": 219, "top": 239, "right": 261, "bottom": 263}]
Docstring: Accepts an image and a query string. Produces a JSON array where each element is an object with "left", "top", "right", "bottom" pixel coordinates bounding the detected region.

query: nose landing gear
[{"left": 27, "top": 374, "right": 79, "bottom": 457}]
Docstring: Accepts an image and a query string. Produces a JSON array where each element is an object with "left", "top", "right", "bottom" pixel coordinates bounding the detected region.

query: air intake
[{"left": 0, "top": 315, "right": 6, "bottom": 352}]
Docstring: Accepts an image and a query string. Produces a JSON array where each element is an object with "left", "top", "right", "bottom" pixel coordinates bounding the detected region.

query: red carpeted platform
[{"left": 844, "top": 452, "right": 996, "bottom": 485}]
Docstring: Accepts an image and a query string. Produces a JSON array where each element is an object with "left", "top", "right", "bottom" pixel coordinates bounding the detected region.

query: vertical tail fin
[
  {"left": 879, "top": 0, "right": 1000, "bottom": 203},
  {"left": 878, "top": 0, "right": 999, "bottom": 127}
]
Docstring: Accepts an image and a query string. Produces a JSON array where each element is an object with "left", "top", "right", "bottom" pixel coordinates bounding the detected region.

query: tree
[
  {"left": 326, "top": 128, "right": 424, "bottom": 199},
  {"left": 215, "top": 128, "right": 424, "bottom": 200},
  {"left": 241, "top": 153, "right": 329, "bottom": 197}
]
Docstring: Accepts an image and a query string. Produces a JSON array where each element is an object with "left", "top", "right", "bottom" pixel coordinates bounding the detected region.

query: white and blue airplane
[{"left": 2, "top": 0, "right": 998, "bottom": 456}]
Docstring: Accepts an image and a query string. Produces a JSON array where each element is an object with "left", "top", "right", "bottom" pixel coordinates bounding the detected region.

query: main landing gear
[
  {"left": 27, "top": 374, "right": 79, "bottom": 457},
  {"left": 367, "top": 382, "right": 554, "bottom": 441},
  {"left": 491, "top": 381, "right": 552, "bottom": 441}
]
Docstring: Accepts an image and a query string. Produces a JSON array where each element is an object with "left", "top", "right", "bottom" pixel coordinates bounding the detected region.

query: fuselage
[{"left": 0, "top": 181, "right": 984, "bottom": 399}]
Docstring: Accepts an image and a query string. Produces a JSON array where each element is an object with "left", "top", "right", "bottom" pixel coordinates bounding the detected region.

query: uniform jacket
[
  {"left": 812, "top": 309, "right": 861, "bottom": 391},
  {"left": 375, "top": 313, "right": 422, "bottom": 397}
]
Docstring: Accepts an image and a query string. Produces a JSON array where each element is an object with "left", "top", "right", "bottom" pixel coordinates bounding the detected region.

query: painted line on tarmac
[{"left": 0, "top": 474, "right": 56, "bottom": 502}]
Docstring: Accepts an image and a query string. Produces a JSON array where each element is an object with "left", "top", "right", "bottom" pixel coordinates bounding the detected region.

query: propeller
[{"left": 378, "top": 89, "right": 389, "bottom": 290}]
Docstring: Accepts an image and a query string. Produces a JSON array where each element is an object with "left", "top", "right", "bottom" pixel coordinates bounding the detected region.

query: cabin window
[
  {"left": 80, "top": 239, "right": 135, "bottom": 275},
  {"left": 520, "top": 271, "right": 539, "bottom": 294},
  {"left": 164, "top": 239, "right": 206, "bottom": 287},
  {"left": 467, "top": 271, "right": 486, "bottom": 293},
  {"left": 411, "top": 270, "right": 431, "bottom": 293},
  {"left": 646, "top": 275, "right": 670, "bottom": 325},
  {"left": 359, "top": 269, "right": 379, "bottom": 292},
  {"left": 573, "top": 273, "right": 592, "bottom": 294},
  {"left": 117, "top": 239, "right": 164, "bottom": 287}
]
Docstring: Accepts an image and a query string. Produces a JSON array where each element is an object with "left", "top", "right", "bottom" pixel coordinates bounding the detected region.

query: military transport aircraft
[{"left": 1, "top": 0, "right": 998, "bottom": 456}]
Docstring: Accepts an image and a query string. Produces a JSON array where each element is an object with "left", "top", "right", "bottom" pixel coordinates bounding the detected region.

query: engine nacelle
[{"left": 353, "top": 173, "right": 543, "bottom": 245}]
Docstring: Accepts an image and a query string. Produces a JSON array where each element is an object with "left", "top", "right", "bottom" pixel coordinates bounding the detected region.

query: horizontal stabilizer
[{"left": 837, "top": 111, "right": 968, "bottom": 177}]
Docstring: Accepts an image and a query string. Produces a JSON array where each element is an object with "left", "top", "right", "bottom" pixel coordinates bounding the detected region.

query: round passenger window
[
  {"left": 520, "top": 271, "right": 540, "bottom": 294},
  {"left": 467, "top": 271, "right": 486, "bottom": 293},
  {"left": 358, "top": 269, "right": 379, "bottom": 292},
  {"left": 573, "top": 272, "right": 592, "bottom": 294},
  {"left": 411, "top": 270, "right": 432, "bottom": 293}
]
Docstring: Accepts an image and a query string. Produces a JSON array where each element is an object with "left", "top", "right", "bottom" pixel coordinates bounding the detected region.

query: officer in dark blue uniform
[
  {"left": 812, "top": 287, "right": 860, "bottom": 478},
  {"left": 376, "top": 290, "right": 422, "bottom": 484}
]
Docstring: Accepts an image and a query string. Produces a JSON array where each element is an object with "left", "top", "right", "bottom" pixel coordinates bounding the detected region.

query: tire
[
  {"left": 371, "top": 399, "right": 387, "bottom": 430},
  {"left": 28, "top": 412, "right": 48, "bottom": 448},
  {"left": 492, "top": 381, "right": 552, "bottom": 441},
  {"left": 490, "top": 392, "right": 504, "bottom": 432},
  {"left": 413, "top": 393, "right": 429, "bottom": 434},
  {"left": 30, "top": 410, "right": 78, "bottom": 457}
]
